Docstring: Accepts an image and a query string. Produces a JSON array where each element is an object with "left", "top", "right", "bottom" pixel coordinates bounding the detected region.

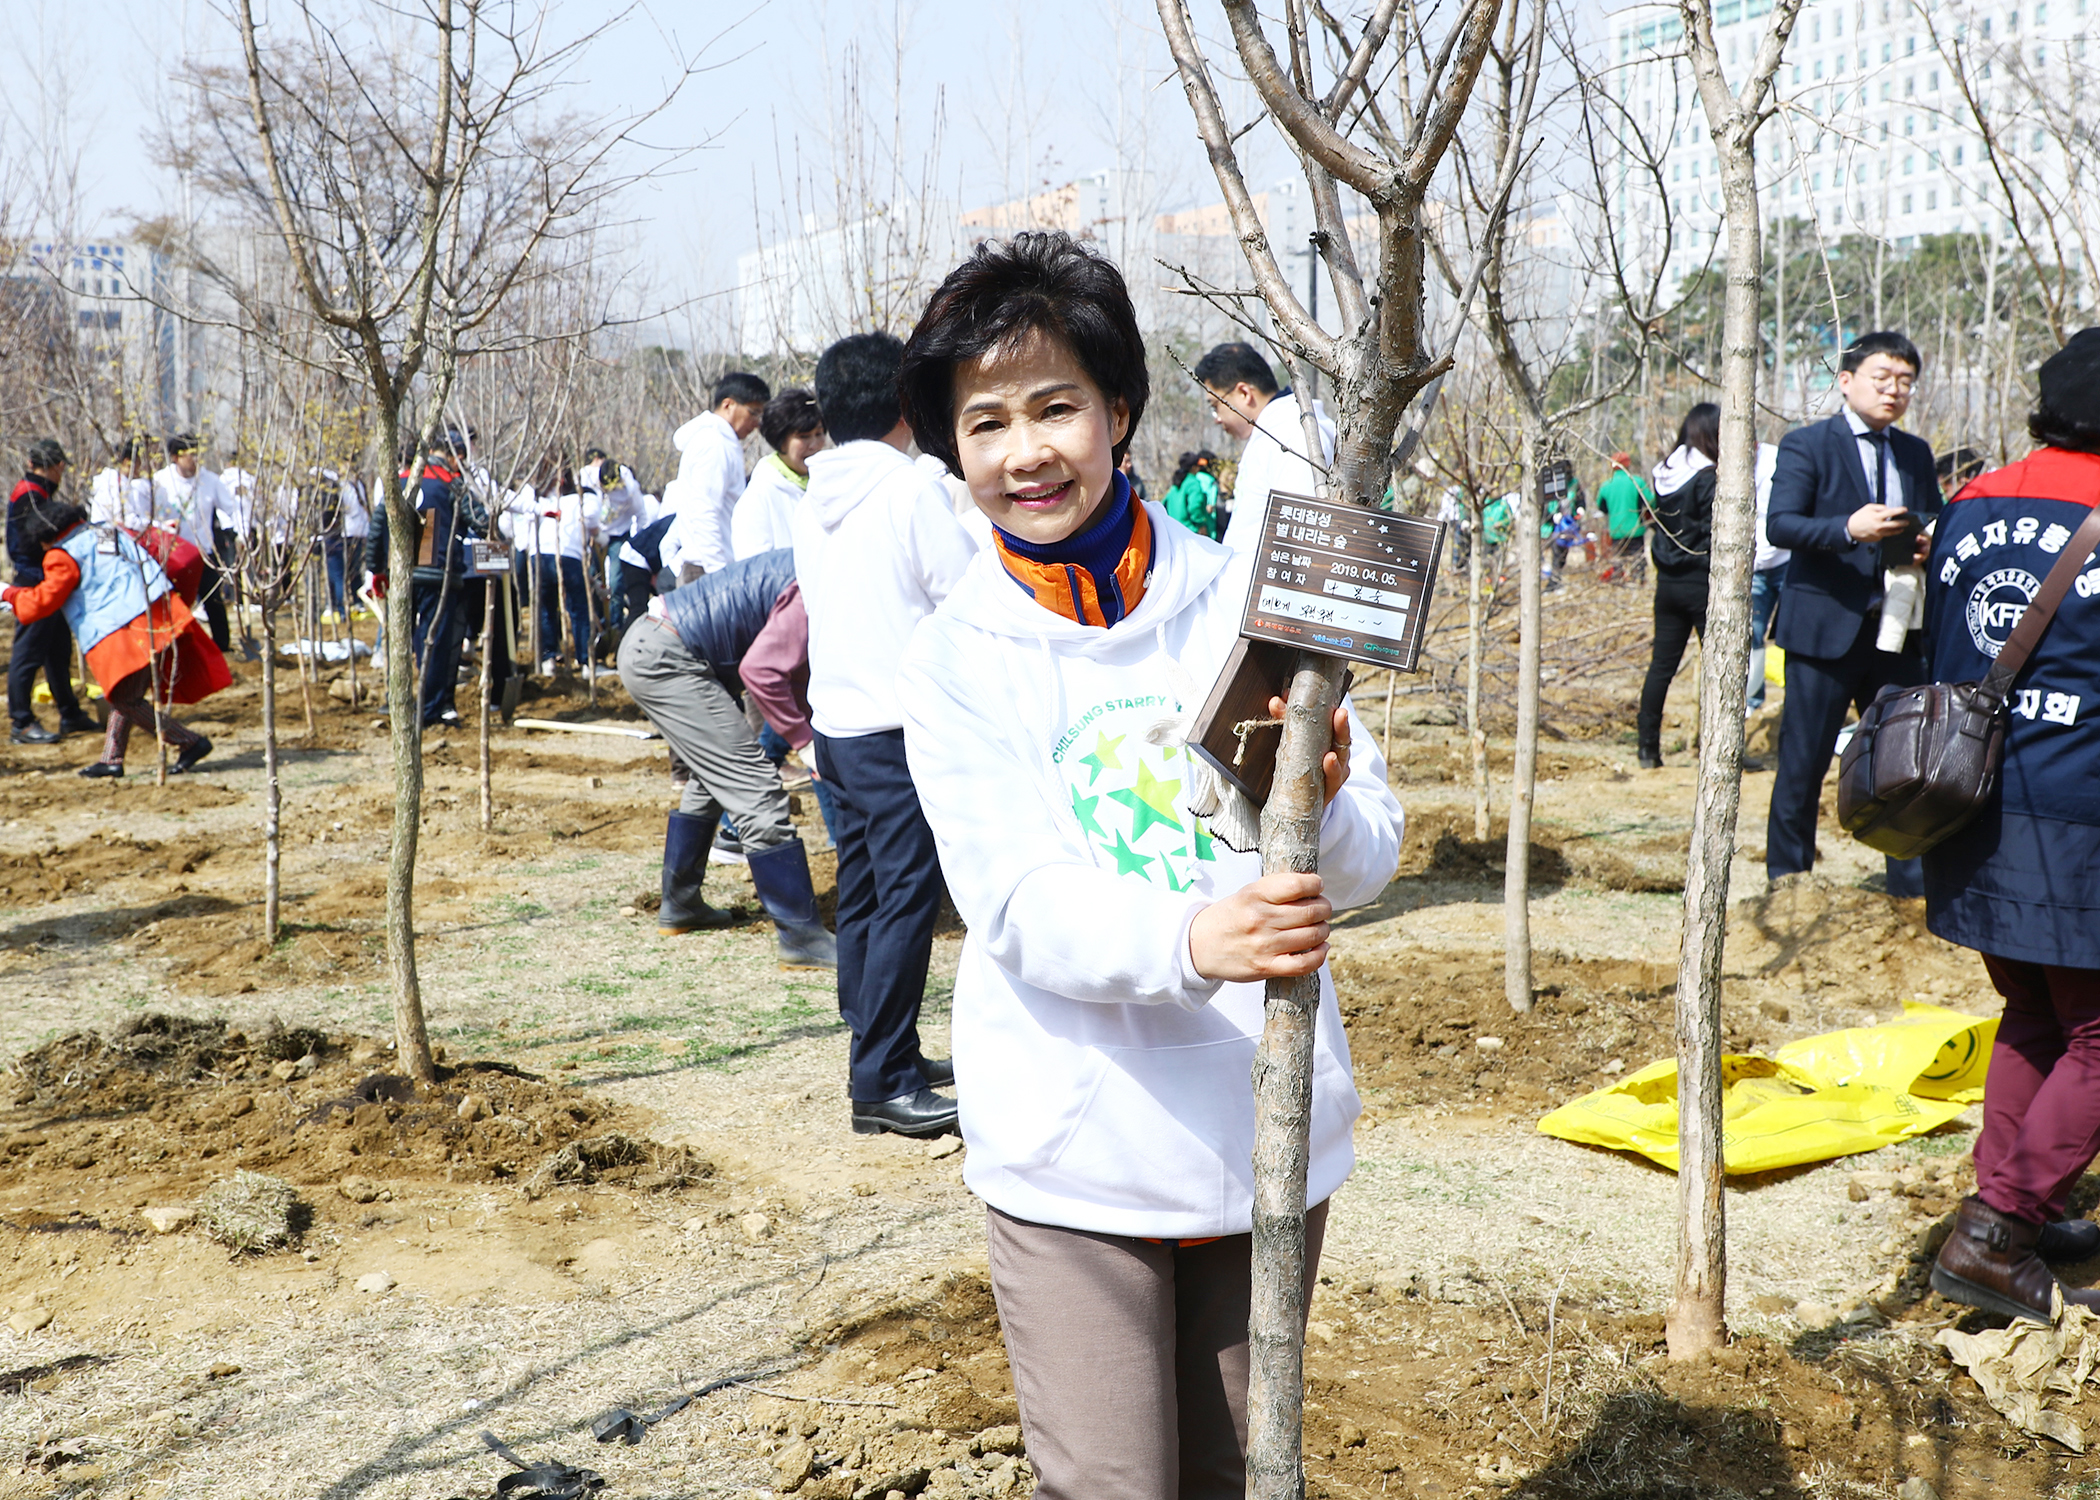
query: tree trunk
[
  {"left": 1503, "top": 425, "right": 1544, "bottom": 1013},
  {"left": 1466, "top": 494, "right": 1490, "bottom": 840},
  {"left": 1245, "top": 649, "right": 1347, "bottom": 1500},
  {"left": 1382, "top": 666, "right": 1396, "bottom": 765},
  {"left": 381, "top": 419, "right": 436, "bottom": 1087},
  {"left": 527, "top": 548, "right": 542, "bottom": 669},
  {"left": 480, "top": 579, "right": 496, "bottom": 832},
  {"left": 261, "top": 585, "right": 281, "bottom": 945},
  {"left": 1667, "top": 129, "right": 1763, "bottom": 1362},
  {"left": 1772, "top": 212, "right": 1788, "bottom": 420}
]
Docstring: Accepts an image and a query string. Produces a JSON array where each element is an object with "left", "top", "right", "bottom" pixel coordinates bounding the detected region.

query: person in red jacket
[{"left": 0, "top": 497, "right": 230, "bottom": 777}]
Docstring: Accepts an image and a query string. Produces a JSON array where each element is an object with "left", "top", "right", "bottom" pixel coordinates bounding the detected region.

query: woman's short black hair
[
  {"left": 815, "top": 333, "right": 907, "bottom": 445},
  {"left": 21, "top": 500, "right": 85, "bottom": 556},
  {"left": 760, "top": 387, "right": 824, "bottom": 452},
  {"left": 899, "top": 231, "right": 1149, "bottom": 475},
  {"left": 1678, "top": 402, "right": 1721, "bottom": 463},
  {"left": 2030, "top": 404, "right": 2100, "bottom": 455}
]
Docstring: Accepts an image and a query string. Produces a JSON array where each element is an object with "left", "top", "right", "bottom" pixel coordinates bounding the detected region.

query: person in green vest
[
  {"left": 1595, "top": 450, "right": 1652, "bottom": 583},
  {"left": 1482, "top": 491, "right": 1514, "bottom": 550},
  {"left": 1161, "top": 450, "right": 1222, "bottom": 539}
]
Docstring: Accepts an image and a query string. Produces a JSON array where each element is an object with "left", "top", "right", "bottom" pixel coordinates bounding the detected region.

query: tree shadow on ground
[
  {"left": 1336, "top": 834, "right": 1572, "bottom": 928},
  {"left": 1507, "top": 1389, "right": 1806, "bottom": 1499},
  {"left": 0, "top": 892, "right": 242, "bottom": 950}
]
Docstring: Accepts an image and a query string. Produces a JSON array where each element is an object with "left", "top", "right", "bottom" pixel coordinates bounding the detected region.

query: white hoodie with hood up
[
  {"left": 793, "top": 440, "right": 977, "bottom": 738},
  {"left": 897, "top": 506, "right": 1404, "bottom": 1239}
]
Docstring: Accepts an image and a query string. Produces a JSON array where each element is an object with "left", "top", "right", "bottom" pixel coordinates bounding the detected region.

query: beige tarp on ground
[
  {"left": 1535, "top": 1002, "right": 1996, "bottom": 1175},
  {"left": 1938, "top": 1300, "right": 2100, "bottom": 1451}
]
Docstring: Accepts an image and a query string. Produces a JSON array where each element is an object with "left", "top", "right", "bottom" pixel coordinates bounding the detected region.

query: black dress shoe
[
  {"left": 55, "top": 715, "right": 100, "bottom": 738},
  {"left": 2039, "top": 1218, "right": 2100, "bottom": 1263},
  {"left": 920, "top": 1057, "right": 955, "bottom": 1089},
  {"left": 78, "top": 761, "right": 123, "bottom": 779},
  {"left": 851, "top": 1087, "right": 959, "bottom": 1139},
  {"left": 1637, "top": 750, "right": 1663, "bottom": 770},
  {"left": 10, "top": 723, "right": 56, "bottom": 745},
  {"left": 170, "top": 736, "right": 213, "bottom": 775}
]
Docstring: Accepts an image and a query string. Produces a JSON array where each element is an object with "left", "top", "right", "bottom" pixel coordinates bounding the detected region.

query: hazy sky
[{"left": 32, "top": 0, "right": 1305, "bottom": 331}]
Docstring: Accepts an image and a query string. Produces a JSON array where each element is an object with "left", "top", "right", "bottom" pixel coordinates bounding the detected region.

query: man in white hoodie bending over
[
  {"left": 1195, "top": 340, "right": 1335, "bottom": 556},
  {"left": 793, "top": 332, "right": 977, "bottom": 1139},
  {"left": 664, "top": 371, "right": 769, "bottom": 583}
]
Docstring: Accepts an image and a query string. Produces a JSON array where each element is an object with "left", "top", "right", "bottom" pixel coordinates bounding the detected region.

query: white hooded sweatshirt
[
  {"left": 793, "top": 440, "right": 976, "bottom": 738},
  {"left": 898, "top": 506, "right": 1404, "bottom": 1239},
  {"left": 665, "top": 410, "right": 747, "bottom": 575},
  {"left": 732, "top": 453, "right": 806, "bottom": 561}
]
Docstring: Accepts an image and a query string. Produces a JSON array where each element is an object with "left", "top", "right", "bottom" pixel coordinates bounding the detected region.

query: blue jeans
[
  {"left": 814, "top": 728, "right": 943, "bottom": 1101},
  {"left": 1747, "top": 565, "right": 1783, "bottom": 712},
  {"left": 323, "top": 536, "right": 348, "bottom": 614},
  {"left": 534, "top": 555, "right": 592, "bottom": 667}
]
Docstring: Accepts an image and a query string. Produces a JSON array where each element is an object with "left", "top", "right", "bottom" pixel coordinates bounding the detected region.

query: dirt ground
[{"left": 0, "top": 579, "right": 2089, "bottom": 1500}]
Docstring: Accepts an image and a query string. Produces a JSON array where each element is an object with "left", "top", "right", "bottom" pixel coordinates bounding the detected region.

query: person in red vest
[
  {"left": 6, "top": 440, "right": 100, "bottom": 745},
  {"left": 0, "top": 494, "right": 230, "bottom": 777},
  {"left": 1922, "top": 328, "right": 2100, "bottom": 1322}
]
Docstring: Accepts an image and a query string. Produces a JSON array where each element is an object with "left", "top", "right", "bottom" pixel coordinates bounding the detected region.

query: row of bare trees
[{"left": 0, "top": 0, "right": 2087, "bottom": 1490}]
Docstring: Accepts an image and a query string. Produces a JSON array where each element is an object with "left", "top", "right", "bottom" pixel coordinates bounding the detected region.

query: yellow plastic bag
[
  {"left": 1536, "top": 1002, "right": 1997, "bottom": 1174},
  {"left": 1766, "top": 645, "right": 1786, "bottom": 686},
  {"left": 31, "top": 679, "right": 101, "bottom": 703}
]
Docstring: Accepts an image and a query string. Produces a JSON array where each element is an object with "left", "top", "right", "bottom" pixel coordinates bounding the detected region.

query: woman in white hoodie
[{"left": 895, "top": 232, "right": 1403, "bottom": 1498}]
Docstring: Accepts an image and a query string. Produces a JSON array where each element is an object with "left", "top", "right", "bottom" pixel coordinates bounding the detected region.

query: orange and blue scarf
[{"left": 990, "top": 472, "right": 1151, "bottom": 628}]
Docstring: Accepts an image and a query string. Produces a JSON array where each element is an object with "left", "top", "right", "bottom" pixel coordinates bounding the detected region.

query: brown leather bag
[{"left": 1838, "top": 500, "right": 2100, "bottom": 859}]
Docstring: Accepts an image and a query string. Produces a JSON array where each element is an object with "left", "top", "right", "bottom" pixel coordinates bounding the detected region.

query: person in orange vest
[{"left": 0, "top": 491, "right": 230, "bottom": 777}]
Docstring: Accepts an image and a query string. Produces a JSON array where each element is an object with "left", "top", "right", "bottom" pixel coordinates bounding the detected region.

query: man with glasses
[{"left": 1764, "top": 331, "right": 1940, "bottom": 895}]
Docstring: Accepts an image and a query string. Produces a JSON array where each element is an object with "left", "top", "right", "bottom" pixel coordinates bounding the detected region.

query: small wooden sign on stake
[{"left": 1191, "top": 489, "right": 1446, "bottom": 800}]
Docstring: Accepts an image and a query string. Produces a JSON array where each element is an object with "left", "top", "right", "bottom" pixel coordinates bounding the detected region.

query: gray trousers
[
  {"left": 985, "top": 1199, "right": 1330, "bottom": 1500},
  {"left": 616, "top": 619, "right": 796, "bottom": 849}
]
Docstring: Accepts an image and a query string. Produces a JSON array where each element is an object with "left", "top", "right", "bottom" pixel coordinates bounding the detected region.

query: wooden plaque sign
[{"left": 1238, "top": 489, "right": 1445, "bottom": 672}]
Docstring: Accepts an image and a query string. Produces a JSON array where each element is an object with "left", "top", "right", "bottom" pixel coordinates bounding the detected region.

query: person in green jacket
[
  {"left": 1595, "top": 451, "right": 1652, "bottom": 583},
  {"left": 1161, "top": 450, "right": 1222, "bottom": 539}
]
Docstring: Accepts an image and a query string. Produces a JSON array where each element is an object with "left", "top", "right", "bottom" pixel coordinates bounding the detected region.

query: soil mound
[
  {"left": 1398, "top": 808, "right": 1688, "bottom": 894},
  {"left": 0, "top": 1014, "right": 700, "bottom": 1204},
  {"left": 1335, "top": 951, "right": 1696, "bottom": 1118}
]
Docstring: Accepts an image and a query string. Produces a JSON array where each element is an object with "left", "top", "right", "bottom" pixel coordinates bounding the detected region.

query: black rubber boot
[
  {"left": 746, "top": 839, "right": 839, "bottom": 970},
  {"left": 659, "top": 812, "right": 732, "bottom": 935},
  {"left": 2040, "top": 1218, "right": 2100, "bottom": 1263}
]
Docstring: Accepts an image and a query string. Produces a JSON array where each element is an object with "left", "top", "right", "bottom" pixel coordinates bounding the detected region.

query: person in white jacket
[
  {"left": 731, "top": 388, "right": 826, "bottom": 562},
  {"left": 1195, "top": 341, "right": 1336, "bottom": 556},
  {"left": 151, "top": 435, "right": 238, "bottom": 649},
  {"left": 793, "top": 332, "right": 977, "bottom": 1140},
  {"left": 89, "top": 438, "right": 155, "bottom": 530},
  {"left": 581, "top": 447, "right": 648, "bottom": 629},
  {"left": 895, "top": 232, "right": 1403, "bottom": 1499},
  {"left": 663, "top": 371, "right": 768, "bottom": 581}
]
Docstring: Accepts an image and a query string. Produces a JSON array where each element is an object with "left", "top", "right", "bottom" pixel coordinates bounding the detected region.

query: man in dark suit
[{"left": 1765, "top": 331, "right": 1939, "bottom": 895}]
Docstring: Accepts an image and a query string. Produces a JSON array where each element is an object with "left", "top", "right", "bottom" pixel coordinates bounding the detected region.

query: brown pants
[
  {"left": 100, "top": 666, "right": 201, "bottom": 767},
  {"left": 985, "top": 1200, "right": 1330, "bottom": 1500}
]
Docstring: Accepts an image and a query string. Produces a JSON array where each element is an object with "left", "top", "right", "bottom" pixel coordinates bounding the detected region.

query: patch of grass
[
  {"left": 517, "top": 856, "right": 604, "bottom": 878},
  {"left": 566, "top": 977, "right": 630, "bottom": 999},
  {"left": 1899, "top": 1126, "right": 1976, "bottom": 1158},
  {"left": 197, "top": 1171, "right": 303, "bottom": 1253}
]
